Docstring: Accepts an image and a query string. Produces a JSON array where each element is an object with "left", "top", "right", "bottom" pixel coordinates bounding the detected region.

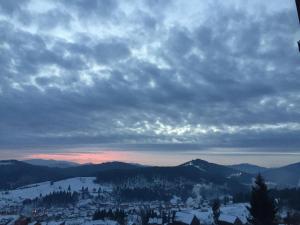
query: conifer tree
[
  {"left": 212, "top": 199, "right": 220, "bottom": 225},
  {"left": 247, "top": 174, "right": 277, "bottom": 225}
]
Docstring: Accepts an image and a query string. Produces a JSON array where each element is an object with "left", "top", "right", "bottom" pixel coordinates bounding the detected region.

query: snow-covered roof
[
  {"left": 174, "top": 212, "right": 195, "bottom": 225},
  {"left": 191, "top": 210, "right": 213, "bottom": 225},
  {"left": 221, "top": 203, "right": 249, "bottom": 224},
  {"left": 219, "top": 214, "right": 238, "bottom": 224},
  {"left": 83, "top": 219, "right": 119, "bottom": 225},
  {"left": 0, "top": 215, "right": 19, "bottom": 220},
  {"left": 47, "top": 221, "right": 65, "bottom": 225},
  {"left": 3, "top": 216, "right": 19, "bottom": 225},
  {"left": 65, "top": 218, "right": 85, "bottom": 225},
  {"left": 148, "top": 217, "right": 162, "bottom": 225}
]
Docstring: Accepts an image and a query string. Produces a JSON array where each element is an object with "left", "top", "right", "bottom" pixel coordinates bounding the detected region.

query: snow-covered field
[
  {"left": 0, "top": 176, "right": 250, "bottom": 225},
  {"left": 0, "top": 177, "right": 112, "bottom": 202},
  {"left": 221, "top": 203, "right": 249, "bottom": 224},
  {"left": 185, "top": 203, "right": 249, "bottom": 224}
]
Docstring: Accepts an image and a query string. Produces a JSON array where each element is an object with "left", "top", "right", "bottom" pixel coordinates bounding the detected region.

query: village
[
  {"left": 0, "top": 193, "right": 249, "bottom": 225},
  {"left": 0, "top": 176, "right": 251, "bottom": 225}
]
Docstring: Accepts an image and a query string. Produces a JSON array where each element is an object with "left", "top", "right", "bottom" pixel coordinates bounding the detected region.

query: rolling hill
[
  {"left": 262, "top": 162, "right": 300, "bottom": 187},
  {"left": 229, "top": 163, "right": 267, "bottom": 175},
  {"left": 0, "top": 160, "right": 64, "bottom": 189},
  {"left": 0, "top": 160, "right": 141, "bottom": 190},
  {"left": 1, "top": 159, "right": 299, "bottom": 191},
  {"left": 95, "top": 159, "right": 254, "bottom": 194},
  {"left": 24, "top": 159, "right": 80, "bottom": 168}
]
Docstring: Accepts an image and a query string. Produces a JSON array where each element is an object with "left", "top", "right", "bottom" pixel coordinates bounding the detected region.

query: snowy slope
[
  {"left": 186, "top": 203, "right": 249, "bottom": 225},
  {"left": 0, "top": 177, "right": 112, "bottom": 201}
]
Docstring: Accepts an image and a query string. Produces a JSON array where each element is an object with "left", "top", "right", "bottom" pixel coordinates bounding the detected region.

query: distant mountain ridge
[
  {"left": 229, "top": 163, "right": 267, "bottom": 175},
  {"left": 95, "top": 159, "right": 253, "bottom": 194},
  {"left": 180, "top": 159, "right": 252, "bottom": 183},
  {"left": 0, "top": 160, "right": 64, "bottom": 189},
  {"left": 0, "top": 160, "right": 142, "bottom": 190},
  {"left": 24, "top": 159, "right": 80, "bottom": 168},
  {"left": 0, "top": 159, "right": 299, "bottom": 190},
  {"left": 62, "top": 161, "right": 143, "bottom": 177},
  {"left": 262, "top": 162, "right": 300, "bottom": 187}
]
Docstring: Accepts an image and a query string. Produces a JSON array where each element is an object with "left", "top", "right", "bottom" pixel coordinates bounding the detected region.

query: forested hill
[
  {"left": 1, "top": 159, "right": 300, "bottom": 191},
  {"left": 0, "top": 160, "right": 140, "bottom": 190}
]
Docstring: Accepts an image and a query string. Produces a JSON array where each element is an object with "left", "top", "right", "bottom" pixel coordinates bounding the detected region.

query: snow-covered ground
[
  {"left": 183, "top": 162, "right": 206, "bottom": 172},
  {"left": 0, "top": 176, "right": 250, "bottom": 225},
  {"left": 183, "top": 203, "right": 249, "bottom": 225},
  {"left": 0, "top": 177, "right": 112, "bottom": 202},
  {"left": 221, "top": 203, "right": 249, "bottom": 224},
  {"left": 227, "top": 172, "right": 242, "bottom": 179}
]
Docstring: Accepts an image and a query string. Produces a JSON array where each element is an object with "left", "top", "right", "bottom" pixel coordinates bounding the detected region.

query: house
[
  {"left": 218, "top": 215, "right": 243, "bottom": 225},
  {"left": 148, "top": 217, "right": 163, "bottom": 225},
  {"left": 47, "top": 222, "right": 65, "bottom": 225},
  {"left": 172, "top": 212, "right": 200, "bottom": 225},
  {"left": 127, "top": 214, "right": 142, "bottom": 225},
  {"left": 0, "top": 215, "right": 19, "bottom": 225},
  {"left": 28, "top": 222, "right": 47, "bottom": 225},
  {"left": 83, "top": 219, "right": 119, "bottom": 225}
]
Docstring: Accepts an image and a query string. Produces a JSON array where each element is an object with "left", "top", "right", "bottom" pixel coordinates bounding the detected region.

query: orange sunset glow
[
  {"left": 20, "top": 150, "right": 300, "bottom": 167},
  {"left": 25, "top": 151, "right": 132, "bottom": 164},
  {"left": 23, "top": 150, "right": 201, "bottom": 166}
]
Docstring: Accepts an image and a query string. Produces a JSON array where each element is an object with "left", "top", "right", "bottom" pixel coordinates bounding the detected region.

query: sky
[{"left": 0, "top": 0, "right": 300, "bottom": 167}]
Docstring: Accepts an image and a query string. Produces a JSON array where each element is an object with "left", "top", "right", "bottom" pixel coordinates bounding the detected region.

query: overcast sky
[{"left": 0, "top": 0, "right": 300, "bottom": 165}]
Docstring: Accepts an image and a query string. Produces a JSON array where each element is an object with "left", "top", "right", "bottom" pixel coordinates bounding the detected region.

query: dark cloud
[
  {"left": 0, "top": 0, "right": 29, "bottom": 15},
  {"left": 0, "top": 0, "right": 299, "bottom": 153},
  {"left": 60, "top": 0, "right": 119, "bottom": 18},
  {"left": 36, "top": 9, "right": 73, "bottom": 30},
  {"left": 93, "top": 40, "right": 131, "bottom": 64}
]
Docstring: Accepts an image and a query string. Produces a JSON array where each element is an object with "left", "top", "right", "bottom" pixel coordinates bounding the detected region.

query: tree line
[
  {"left": 234, "top": 185, "right": 300, "bottom": 211},
  {"left": 41, "top": 190, "right": 79, "bottom": 206},
  {"left": 93, "top": 209, "right": 126, "bottom": 225}
]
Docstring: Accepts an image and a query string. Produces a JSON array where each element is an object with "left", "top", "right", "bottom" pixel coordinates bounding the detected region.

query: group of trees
[
  {"left": 247, "top": 174, "right": 277, "bottom": 225},
  {"left": 41, "top": 190, "right": 79, "bottom": 206},
  {"left": 269, "top": 188, "right": 300, "bottom": 210},
  {"left": 233, "top": 179, "right": 300, "bottom": 213},
  {"left": 139, "top": 209, "right": 171, "bottom": 225},
  {"left": 101, "top": 174, "right": 285, "bottom": 225},
  {"left": 232, "top": 192, "right": 250, "bottom": 203},
  {"left": 113, "top": 183, "right": 193, "bottom": 202},
  {"left": 115, "top": 187, "right": 171, "bottom": 202},
  {"left": 212, "top": 199, "right": 221, "bottom": 225},
  {"left": 213, "top": 174, "right": 278, "bottom": 225},
  {"left": 93, "top": 209, "right": 126, "bottom": 225},
  {"left": 140, "top": 209, "right": 158, "bottom": 225},
  {"left": 234, "top": 188, "right": 300, "bottom": 211},
  {"left": 22, "top": 190, "right": 79, "bottom": 207}
]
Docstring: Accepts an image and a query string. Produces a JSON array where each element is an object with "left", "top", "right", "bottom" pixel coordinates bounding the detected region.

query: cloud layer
[{"left": 0, "top": 0, "right": 300, "bottom": 152}]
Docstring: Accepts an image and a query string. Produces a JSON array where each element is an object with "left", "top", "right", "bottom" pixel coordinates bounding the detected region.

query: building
[
  {"left": 172, "top": 212, "right": 200, "bottom": 225},
  {"left": 148, "top": 217, "right": 163, "bottom": 225},
  {"left": 218, "top": 215, "right": 243, "bottom": 225}
]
